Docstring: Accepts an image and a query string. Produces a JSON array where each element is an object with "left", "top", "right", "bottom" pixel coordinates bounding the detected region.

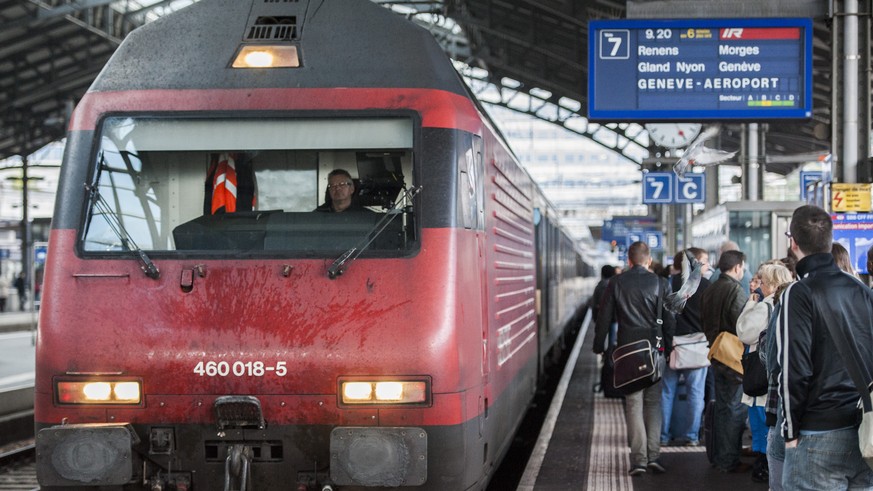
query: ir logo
[{"left": 722, "top": 28, "right": 744, "bottom": 38}]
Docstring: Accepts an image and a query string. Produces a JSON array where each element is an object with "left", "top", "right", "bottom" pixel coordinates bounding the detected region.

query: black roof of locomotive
[{"left": 91, "top": 0, "right": 468, "bottom": 97}]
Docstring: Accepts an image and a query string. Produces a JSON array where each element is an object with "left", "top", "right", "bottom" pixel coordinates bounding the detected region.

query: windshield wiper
[
  {"left": 328, "top": 186, "right": 421, "bottom": 279},
  {"left": 85, "top": 182, "right": 161, "bottom": 280}
]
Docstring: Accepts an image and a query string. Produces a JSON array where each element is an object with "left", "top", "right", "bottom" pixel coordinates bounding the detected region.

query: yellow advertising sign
[{"left": 831, "top": 183, "right": 872, "bottom": 212}]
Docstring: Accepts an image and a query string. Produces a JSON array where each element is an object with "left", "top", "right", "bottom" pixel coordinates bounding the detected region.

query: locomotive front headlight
[
  {"left": 342, "top": 382, "right": 373, "bottom": 402},
  {"left": 374, "top": 382, "right": 405, "bottom": 401},
  {"left": 232, "top": 45, "right": 300, "bottom": 68},
  {"left": 56, "top": 380, "right": 142, "bottom": 405},
  {"left": 339, "top": 378, "right": 430, "bottom": 406},
  {"left": 82, "top": 382, "right": 112, "bottom": 400},
  {"left": 113, "top": 382, "right": 141, "bottom": 402}
]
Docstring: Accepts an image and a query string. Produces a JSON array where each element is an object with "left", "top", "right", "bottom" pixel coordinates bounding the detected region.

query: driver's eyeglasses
[
  {"left": 784, "top": 231, "right": 793, "bottom": 239},
  {"left": 327, "top": 181, "right": 352, "bottom": 190}
]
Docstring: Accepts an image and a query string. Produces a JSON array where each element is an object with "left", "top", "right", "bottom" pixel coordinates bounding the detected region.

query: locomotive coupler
[{"left": 223, "top": 444, "right": 253, "bottom": 491}]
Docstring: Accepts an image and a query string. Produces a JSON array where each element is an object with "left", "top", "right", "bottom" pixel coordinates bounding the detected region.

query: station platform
[
  {"left": 518, "top": 316, "right": 763, "bottom": 491},
  {"left": 0, "top": 311, "right": 38, "bottom": 334}
]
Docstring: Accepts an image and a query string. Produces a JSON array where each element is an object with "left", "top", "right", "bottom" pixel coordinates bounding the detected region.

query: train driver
[{"left": 315, "top": 169, "right": 368, "bottom": 213}]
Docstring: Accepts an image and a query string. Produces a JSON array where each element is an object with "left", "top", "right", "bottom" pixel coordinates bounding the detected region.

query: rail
[{"left": 0, "top": 443, "right": 37, "bottom": 490}]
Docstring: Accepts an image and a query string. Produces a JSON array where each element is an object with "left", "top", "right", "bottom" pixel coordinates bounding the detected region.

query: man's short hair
[
  {"left": 627, "top": 241, "right": 651, "bottom": 266},
  {"left": 717, "top": 249, "right": 746, "bottom": 273},
  {"left": 328, "top": 169, "right": 353, "bottom": 181},
  {"left": 789, "top": 205, "right": 832, "bottom": 255}
]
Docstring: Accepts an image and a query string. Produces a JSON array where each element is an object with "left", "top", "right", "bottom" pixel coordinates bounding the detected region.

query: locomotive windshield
[{"left": 82, "top": 116, "right": 418, "bottom": 257}]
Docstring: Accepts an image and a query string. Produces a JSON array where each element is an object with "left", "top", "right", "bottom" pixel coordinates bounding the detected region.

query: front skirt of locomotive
[{"left": 36, "top": 397, "right": 439, "bottom": 489}]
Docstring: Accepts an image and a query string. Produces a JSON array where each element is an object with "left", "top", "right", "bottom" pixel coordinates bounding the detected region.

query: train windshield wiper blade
[
  {"left": 84, "top": 183, "right": 160, "bottom": 280},
  {"left": 327, "top": 186, "right": 421, "bottom": 279}
]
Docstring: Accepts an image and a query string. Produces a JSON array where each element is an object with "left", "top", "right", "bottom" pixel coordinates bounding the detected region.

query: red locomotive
[{"left": 34, "top": 0, "right": 597, "bottom": 489}]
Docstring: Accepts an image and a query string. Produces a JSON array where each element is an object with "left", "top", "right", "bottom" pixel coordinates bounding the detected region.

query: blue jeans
[
  {"left": 749, "top": 403, "right": 767, "bottom": 453},
  {"left": 768, "top": 426, "right": 785, "bottom": 491},
  {"left": 783, "top": 427, "right": 873, "bottom": 490},
  {"left": 768, "top": 397, "right": 786, "bottom": 491},
  {"left": 713, "top": 363, "right": 746, "bottom": 471},
  {"left": 660, "top": 365, "right": 706, "bottom": 443}
]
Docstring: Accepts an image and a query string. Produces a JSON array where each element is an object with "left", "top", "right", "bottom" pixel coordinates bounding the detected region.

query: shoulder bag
[
  {"left": 670, "top": 332, "right": 710, "bottom": 370},
  {"left": 612, "top": 279, "right": 663, "bottom": 394},
  {"left": 819, "top": 286, "right": 873, "bottom": 471}
]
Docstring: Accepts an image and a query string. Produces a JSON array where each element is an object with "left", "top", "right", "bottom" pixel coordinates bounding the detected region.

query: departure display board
[{"left": 588, "top": 18, "right": 813, "bottom": 120}]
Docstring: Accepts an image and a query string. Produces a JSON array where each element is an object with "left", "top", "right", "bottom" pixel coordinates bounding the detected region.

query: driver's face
[{"left": 327, "top": 174, "right": 354, "bottom": 201}]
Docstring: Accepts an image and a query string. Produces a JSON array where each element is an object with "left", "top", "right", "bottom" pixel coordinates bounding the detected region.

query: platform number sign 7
[
  {"left": 599, "top": 30, "right": 630, "bottom": 60},
  {"left": 642, "top": 172, "right": 674, "bottom": 204},
  {"left": 651, "top": 180, "right": 665, "bottom": 198}
]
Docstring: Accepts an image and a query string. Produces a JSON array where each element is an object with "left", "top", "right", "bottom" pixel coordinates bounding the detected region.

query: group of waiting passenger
[{"left": 591, "top": 205, "right": 873, "bottom": 490}]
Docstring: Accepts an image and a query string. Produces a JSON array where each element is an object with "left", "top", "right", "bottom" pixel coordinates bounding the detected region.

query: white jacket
[{"left": 735, "top": 294, "right": 775, "bottom": 406}]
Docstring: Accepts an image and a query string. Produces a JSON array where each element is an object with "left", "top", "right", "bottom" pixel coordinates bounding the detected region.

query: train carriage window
[{"left": 82, "top": 117, "right": 418, "bottom": 256}]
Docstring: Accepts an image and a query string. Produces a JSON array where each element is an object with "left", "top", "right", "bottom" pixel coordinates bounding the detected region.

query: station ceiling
[{"left": 0, "top": 0, "right": 837, "bottom": 174}]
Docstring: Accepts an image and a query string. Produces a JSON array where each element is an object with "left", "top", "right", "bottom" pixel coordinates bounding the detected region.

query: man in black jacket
[
  {"left": 778, "top": 205, "right": 873, "bottom": 490},
  {"left": 701, "top": 249, "right": 749, "bottom": 473},
  {"left": 594, "top": 241, "right": 675, "bottom": 476}
]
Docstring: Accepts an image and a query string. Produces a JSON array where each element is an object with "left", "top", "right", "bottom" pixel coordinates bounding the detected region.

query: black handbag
[
  {"left": 612, "top": 280, "right": 663, "bottom": 395},
  {"left": 741, "top": 349, "right": 768, "bottom": 396}
]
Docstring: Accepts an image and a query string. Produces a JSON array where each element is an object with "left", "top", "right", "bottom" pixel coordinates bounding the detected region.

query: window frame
[{"left": 78, "top": 111, "right": 422, "bottom": 260}]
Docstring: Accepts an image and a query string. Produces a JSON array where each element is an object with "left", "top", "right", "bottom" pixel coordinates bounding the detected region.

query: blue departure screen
[{"left": 588, "top": 18, "right": 813, "bottom": 120}]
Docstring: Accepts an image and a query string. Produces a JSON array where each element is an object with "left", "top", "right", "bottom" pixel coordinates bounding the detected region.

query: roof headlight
[{"left": 232, "top": 45, "right": 300, "bottom": 68}]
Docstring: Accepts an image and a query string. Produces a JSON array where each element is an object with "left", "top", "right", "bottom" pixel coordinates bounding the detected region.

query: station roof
[{"left": 0, "top": 0, "right": 835, "bottom": 174}]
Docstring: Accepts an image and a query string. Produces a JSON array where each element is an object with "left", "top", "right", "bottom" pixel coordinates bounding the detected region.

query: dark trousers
[{"left": 713, "top": 362, "right": 746, "bottom": 471}]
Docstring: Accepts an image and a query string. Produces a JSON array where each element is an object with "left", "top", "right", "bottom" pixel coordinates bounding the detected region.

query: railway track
[
  {"left": 0, "top": 443, "right": 37, "bottom": 490},
  {"left": 0, "top": 383, "right": 37, "bottom": 490}
]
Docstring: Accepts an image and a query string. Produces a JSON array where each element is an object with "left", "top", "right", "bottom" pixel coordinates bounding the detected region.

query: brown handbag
[{"left": 708, "top": 331, "right": 744, "bottom": 375}]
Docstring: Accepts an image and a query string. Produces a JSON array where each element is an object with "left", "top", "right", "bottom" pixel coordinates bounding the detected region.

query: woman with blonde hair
[{"left": 736, "top": 262, "right": 794, "bottom": 485}]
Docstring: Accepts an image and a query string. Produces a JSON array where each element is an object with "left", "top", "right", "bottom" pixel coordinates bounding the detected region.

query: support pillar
[{"left": 744, "top": 123, "right": 761, "bottom": 201}]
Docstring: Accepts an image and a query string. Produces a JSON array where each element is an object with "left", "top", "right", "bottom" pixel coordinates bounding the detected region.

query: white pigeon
[
  {"left": 672, "top": 125, "right": 737, "bottom": 178},
  {"left": 665, "top": 250, "right": 703, "bottom": 315}
]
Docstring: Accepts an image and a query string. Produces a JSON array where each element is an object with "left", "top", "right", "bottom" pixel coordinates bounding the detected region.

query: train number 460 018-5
[{"left": 193, "top": 361, "right": 288, "bottom": 377}]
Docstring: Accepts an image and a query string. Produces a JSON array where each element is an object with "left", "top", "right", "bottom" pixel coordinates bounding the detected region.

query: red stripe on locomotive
[{"left": 70, "top": 88, "right": 483, "bottom": 134}]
